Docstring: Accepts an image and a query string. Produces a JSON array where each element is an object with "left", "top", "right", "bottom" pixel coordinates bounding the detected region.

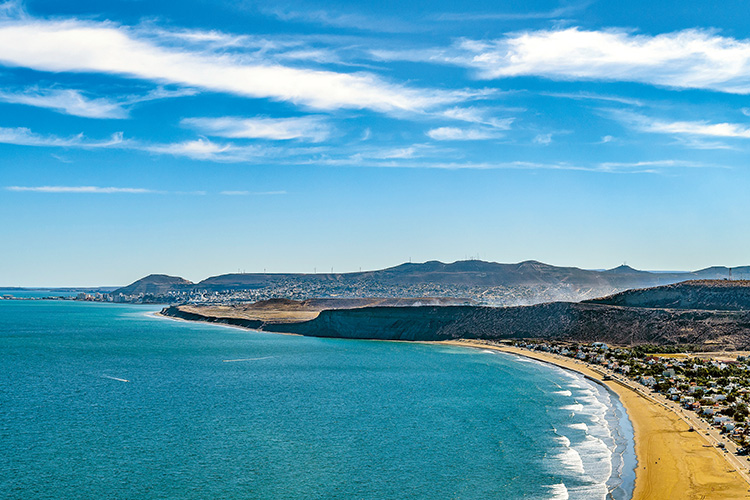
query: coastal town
[
  {"left": 2, "top": 281, "right": 601, "bottom": 307},
  {"left": 513, "top": 340, "right": 750, "bottom": 458}
]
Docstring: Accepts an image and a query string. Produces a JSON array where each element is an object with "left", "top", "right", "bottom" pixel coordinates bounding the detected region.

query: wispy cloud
[
  {"left": 182, "top": 116, "right": 330, "bottom": 142},
  {"left": 541, "top": 92, "right": 644, "bottom": 107},
  {"left": 0, "top": 85, "right": 197, "bottom": 119},
  {"left": 440, "top": 106, "right": 514, "bottom": 129},
  {"left": 6, "top": 185, "right": 154, "bottom": 193},
  {"left": 427, "top": 127, "right": 502, "bottom": 141},
  {"left": 435, "top": 1, "right": 592, "bottom": 22},
  {"left": 613, "top": 111, "right": 750, "bottom": 139},
  {"left": 375, "top": 28, "right": 750, "bottom": 95},
  {"left": 263, "top": 7, "right": 417, "bottom": 33},
  {"left": 533, "top": 133, "right": 553, "bottom": 145},
  {"left": 0, "top": 126, "right": 126, "bottom": 148},
  {"left": 0, "top": 17, "right": 473, "bottom": 114},
  {"left": 595, "top": 159, "right": 722, "bottom": 172},
  {"left": 0, "top": 88, "right": 128, "bottom": 118},
  {"left": 311, "top": 157, "right": 718, "bottom": 173},
  {"left": 0, "top": 125, "right": 306, "bottom": 162}
]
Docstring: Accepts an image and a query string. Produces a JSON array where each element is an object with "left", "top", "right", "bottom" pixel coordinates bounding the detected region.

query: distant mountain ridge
[{"left": 113, "top": 260, "right": 750, "bottom": 304}]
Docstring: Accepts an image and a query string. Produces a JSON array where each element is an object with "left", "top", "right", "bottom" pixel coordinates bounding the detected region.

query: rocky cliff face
[
  {"left": 164, "top": 280, "right": 750, "bottom": 349},
  {"left": 263, "top": 303, "right": 750, "bottom": 347},
  {"left": 586, "top": 280, "right": 750, "bottom": 311}
]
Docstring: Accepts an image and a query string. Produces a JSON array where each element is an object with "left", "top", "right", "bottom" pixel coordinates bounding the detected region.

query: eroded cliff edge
[{"left": 162, "top": 281, "right": 750, "bottom": 348}]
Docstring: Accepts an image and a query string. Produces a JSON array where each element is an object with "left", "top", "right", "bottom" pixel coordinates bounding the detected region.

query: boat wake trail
[{"left": 222, "top": 356, "right": 275, "bottom": 363}]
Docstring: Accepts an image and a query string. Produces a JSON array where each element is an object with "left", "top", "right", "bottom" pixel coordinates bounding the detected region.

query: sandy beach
[{"left": 441, "top": 340, "right": 750, "bottom": 500}]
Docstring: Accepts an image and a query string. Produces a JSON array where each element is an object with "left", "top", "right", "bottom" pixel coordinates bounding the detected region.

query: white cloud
[
  {"left": 0, "top": 125, "right": 311, "bottom": 162},
  {"left": 0, "top": 18, "right": 470, "bottom": 114},
  {"left": 0, "top": 126, "right": 126, "bottom": 148},
  {"left": 264, "top": 7, "right": 416, "bottom": 33},
  {"left": 146, "top": 138, "right": 231, "bottom": 156},
  {"left": 541, "top": 91, "right": 644, "bottom": 107},
  {"left": 645, "top": 120, "right": 750, "bottom": 138},
  {"left": 182, "top": 116, "right": 330, "bottom": 142},
  {"left": 312, "top": 157, "right": 717, "bottom": 173},
  {"left": 533, "top": 133, "right": 553, "bottom": 145},
  {"left": 6, "top": 185, "right": 153, "bottom": 193},
  {"left": 427, "top": 126, "right": 500, "bottom": 140},
  {"left": 0, "top": 85, "right": 197, "bottom": 118},
  {"left": 377, "top": 28, "right": 750, "bottom": 95},
  {"left": 440, "top": 106, "right": 514, "bottom": 129},
  {"left": 614, "top": 111, "right": 750, "bottom": 139},
  {"left": 0, "top": 87, "right": 128, "bottom": 118}
]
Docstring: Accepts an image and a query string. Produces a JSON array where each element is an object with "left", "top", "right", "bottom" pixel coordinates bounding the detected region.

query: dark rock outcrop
[
  {"left": 263, "top": 302, "right": 750, "bottom": 347},
  {"left": 586, "top": 280, "right": 750, "bottom": 311}
]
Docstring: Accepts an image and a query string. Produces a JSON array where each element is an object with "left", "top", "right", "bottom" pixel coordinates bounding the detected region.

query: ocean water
[{"left": 0, "top": 301, "right": 635, "bottom": 500}]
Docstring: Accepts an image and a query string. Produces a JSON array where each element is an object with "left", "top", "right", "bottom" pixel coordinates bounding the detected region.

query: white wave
[
  {"left": 555, "top": 434, "right": 571, "bottom": 448},
  {"left": 546, "top": 483, "right": 569, "bottom": 500},
  {"left": 554, "top": 390, "right": 573, "bottom": 397},
  {"left": 561, "top": 404, "right": 584, "bottom": 412},
  {"left": 566, "top": 482, "right": 609, "bottom": 500},
  {"left": 570, "top": 423, "right": 588, "bottom": 432},
  {"left": 555, "top": 447, "right": 586, "bottom": 475},
  {"left": 100, "top": 375, "right": 129, "bottom": 382},
  {"left": 577, "top": 435, "right": 614, "bottom": 483}
]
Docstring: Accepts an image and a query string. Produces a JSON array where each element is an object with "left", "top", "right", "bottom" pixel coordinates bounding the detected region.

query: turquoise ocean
[{"left": 0, "top": 300, "right": 635, "bottom": 499}]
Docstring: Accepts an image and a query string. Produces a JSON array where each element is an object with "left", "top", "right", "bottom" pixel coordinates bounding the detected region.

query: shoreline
[
  {"left": 150, "top": 310, "right": 750, "bottom": 498},
  {"left": 441, "top": 340, "right": 750, "bottom": 500},
  {"left": 152, "top": 310, "right": 303, "bottom": 335}
]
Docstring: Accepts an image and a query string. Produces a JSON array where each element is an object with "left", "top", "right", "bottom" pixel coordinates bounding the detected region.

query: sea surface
[{"left": 0, "top": 301, "right": 635, "bottom": 500}]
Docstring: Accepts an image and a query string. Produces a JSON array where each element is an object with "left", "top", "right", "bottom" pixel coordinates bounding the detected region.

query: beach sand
[{"left": 440, "top": 340, "right": 750, "bottom": 500}]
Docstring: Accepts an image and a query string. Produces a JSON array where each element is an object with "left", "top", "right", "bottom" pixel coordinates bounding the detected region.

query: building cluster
[
  {"left": 516, "top": 341, "right": 750, "bottom": 452},
  {"left": 80, "top": 280, "right": 613, "bottom": 306}
]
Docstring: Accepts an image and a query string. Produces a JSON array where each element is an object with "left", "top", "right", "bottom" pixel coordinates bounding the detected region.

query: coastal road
[{"left": 585, "top": 365, "right": 750, "bottom": 486}]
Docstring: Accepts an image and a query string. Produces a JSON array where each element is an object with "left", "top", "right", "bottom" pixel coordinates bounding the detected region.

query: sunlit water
[{"left": 0, "top": 301, "right": 634, "bottom": 499}]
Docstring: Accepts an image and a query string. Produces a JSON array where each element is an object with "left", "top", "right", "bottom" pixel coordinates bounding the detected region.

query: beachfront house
[
  {"left": 714, "top": 416, "right": 732, "bottom": 425},
  {"left": 640, "top": 376, "right": 657, "bottom": 387},
  {"left": 702, "top": 407, "right": 715, "bottom": 416}
]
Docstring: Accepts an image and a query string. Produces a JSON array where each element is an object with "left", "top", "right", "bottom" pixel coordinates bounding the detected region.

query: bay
[{"left": 0, "top": 300, "right": 633, "bottom": 499}]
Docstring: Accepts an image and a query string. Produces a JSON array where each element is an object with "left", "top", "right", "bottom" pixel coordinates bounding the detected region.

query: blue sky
[{"left": 2, "top": 0, "right": 750, "bottom": 285}]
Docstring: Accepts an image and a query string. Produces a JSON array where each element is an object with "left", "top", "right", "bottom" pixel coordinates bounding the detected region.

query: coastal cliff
[
  {"left": 263, "top": 302, "right": 750, "bottom": 346},
  {"left": 162, "top": 281, "right": 750, "bottom": 348},
  {"left": 586, "top": 279, "right": 750, "bottom": 311}
]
